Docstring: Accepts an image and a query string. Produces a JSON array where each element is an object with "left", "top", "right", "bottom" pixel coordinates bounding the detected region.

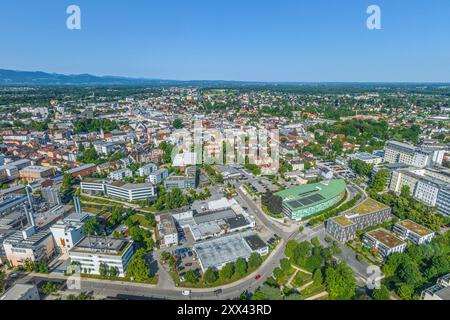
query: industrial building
[
  {"left": 156, "top": 214, "right": 178, "bottom": 247},
  {"left": 275, "top": 179, "right": 346, "bottom": 221},
  {"left": 193, "top": 231, "right": 268, "bottom": 272},
  {"left": 50, "top": 212, "right": 90, "bottom": 253}
]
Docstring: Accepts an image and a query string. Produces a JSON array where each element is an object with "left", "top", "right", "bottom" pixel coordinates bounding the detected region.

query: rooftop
[
  {"left": 333, "top": 215, "right": 355, "bottom": 227},
  {"left": 345, "top": 198, "right": 389, "bottom": 216},
  {"left": 71, "top": 236, "right": 131, "bottom": 255},
  {"left": 275, "top": 179, "right": 346, "bottom": 211},
  {"left": 366, "top": 228, "right": 405, "bottom": 248},
  {"left": 397, "top": 219, "right": 434, "bottom": 237}
]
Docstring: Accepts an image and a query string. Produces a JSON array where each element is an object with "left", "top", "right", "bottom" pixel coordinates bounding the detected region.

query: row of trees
[
  {"left": 381, "top": 232, "right": 449, "bottom": 300},
  {"left": 374, "top": 186, "right": 446, "bottom": 231}
]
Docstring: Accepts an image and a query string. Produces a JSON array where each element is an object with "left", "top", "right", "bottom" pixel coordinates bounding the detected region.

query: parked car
[
  {"left": 185, "top": 263, "right": 192, "bottom": 267},
  {"left": 181, "top": 290, "right": 191, "bottom": 296},
  {"left": 255, "top": 274, "right": 262, "bottom": 280}
]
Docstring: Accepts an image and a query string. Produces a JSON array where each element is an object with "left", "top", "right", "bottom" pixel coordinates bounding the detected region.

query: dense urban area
[{"left": 0, "top": 84, "right": 449, "bottom": 301}]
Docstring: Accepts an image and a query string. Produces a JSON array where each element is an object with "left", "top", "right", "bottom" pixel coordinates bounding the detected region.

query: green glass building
[{"left": 275, "top": 179, "right": 347, "bottom": 221}]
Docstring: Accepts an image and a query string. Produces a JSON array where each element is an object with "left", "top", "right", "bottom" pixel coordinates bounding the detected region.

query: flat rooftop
[
  {"left": 346, "top": 198, "right": 388, "bottom": 216},
  {"left": 397, "top": 219, "right": 433, "bottom": 237},
  {"left": 71, "top": 236, "right": 130, "bottom": 255},
  {"left": 193, "top": 232, "right": 264, "bottom": 270},
  {"left": 366, "top": 228, "right": 405, "bottom": 248},
  {"left": 333, "top": 215, "right": 355, "bottom": 227}
]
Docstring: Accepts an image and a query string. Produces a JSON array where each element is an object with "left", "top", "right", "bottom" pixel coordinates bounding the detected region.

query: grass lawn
[
  {"left": 275, "top": 266, "right": 297, "bottom": 286},
  {"left": 300, "top": 282, "right": 326, "bottom": 298},
  {"left": 130, "top": 214, "right": 153, "bottom": 229},
  {"left": 80, "top": 273, "right": 158, "bottom": 285},
  {"left": 292, "top": 270, "right": 312, "bottom": 288}
]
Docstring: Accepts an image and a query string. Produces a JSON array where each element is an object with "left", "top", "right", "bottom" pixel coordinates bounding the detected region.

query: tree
[
  {"left": 99, "top": 263, "right": 108, "bottom": 277},
  {"left": 61, "top": 173, "right": 76, "bottom": 200},
  {"left": 325, "top": 262, "right": 356, "bottom": 300},
  {"left": 252, "top": 283, "right": 283, "bottom": 300},
  {"left": 397, "top": 283, "right": 414, "bottom": 300},
  {"left": 109, "top": 266, "right": 118, "bottom": 278},
  {"left": 235, "top": 257, "right": 248, "bottom": 276},
  {"left": 312, "top": 269, "right": 323, "bottom": 285},
  {"left": 220, "top": 263, "right": 235, "bottom": 280},
  {"left": 372, "top": 285, "right": 390, "bottom": 300},
  {"left": 145, "top": 213, "right": 156, "bottom": 227},
  {"left": 370, "top": 169, "right": 389, "bottom": 193},
  {"left": 261, "top": 191, "right": 283, "bottom": 214},
  {"left": 82, "top": 217, "right": 100, "bottom": 236},
  {"left": 160, "top": 251, "right": 170, "bottom": 261},
  {"left": 203, "top": 268, "right": 218, "bottom": 284},
  {"left": 184, "top": 270, "right": 199, "bottom": 283},
  {"left": 398, "top": 261, "right": 423, "bottom": 287},
  {"left": 273, "top": 267, "right": 284, "bottom": 279},
  {"left": 0, "top": 270, "right": 6, "bottom": 294},
  {"left": 280, "top": 258, "right": 291, "bottom": 273},
  {"left": 110, "top": 207, "right": 123, "bottom": 226},
  {"left": 126, "top": 249, "right": 152, "bottom": 282},
  {"left": 248, "top": 253, "right": 263, "bottom": 270},
  {"left": 173, "top": 118, "right": 184, "bottom": 129}
]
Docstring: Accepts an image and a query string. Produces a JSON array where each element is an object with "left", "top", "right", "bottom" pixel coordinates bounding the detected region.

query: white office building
[
  {"left": 81, "top": 180, "right": 156, "bottom": 202},
  {"left": 69, "top": 236, "right": 135, "bottom": 277}
]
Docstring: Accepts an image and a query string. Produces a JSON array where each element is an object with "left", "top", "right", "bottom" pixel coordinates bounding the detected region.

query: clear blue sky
[{"left": 1, "top": 0, "right": 449, "bottom": 82}]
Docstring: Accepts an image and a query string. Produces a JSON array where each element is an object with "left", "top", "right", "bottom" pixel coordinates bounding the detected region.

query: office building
[
  {"left": 50, "top": 212, "right": 90, "bottom": 253},
  {"left": 156, "top": 214, "right": 178, "bottom": 246},
  {"left": 81, "top": 179, "right": 157, "bottom": 202},
  {"left": 69, "top": 236, "right": 134, "bottom": 277}
]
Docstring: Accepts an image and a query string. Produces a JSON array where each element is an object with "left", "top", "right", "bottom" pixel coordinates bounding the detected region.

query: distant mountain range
[
  {"left": 0, "top": 68, "right": 449, "bottom": 87},
  {"left": 0, "top": 69, "right": 274, "bottom": 86}
]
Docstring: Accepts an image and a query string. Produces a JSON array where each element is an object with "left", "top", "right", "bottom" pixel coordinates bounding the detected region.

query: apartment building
[
  {"left": 363, "top": 228, "right": 407, "bottom": 258},
  {"left": 393, "top": 219, "right": 435, "bottom": 245},
  {"left": 326, "top": 198, "right": 392, "bottom": 242},
  {"left": 138, "top": 163, "right": 157, "bottom": 177},
  {"left": 148, "top": 168, "right": 168, "bottom": 184},
  {"left": 69, "top": 236, "right": 135, "bottom": 277},
  {"left": 436, "top": 187, "right": 450, "bottom": 216},
  {"left": 19, "top": 166, "right": 54, "bottom": 182},
  {"left": 421, "top": 274, "right": 450, "bottom": 300},
  {"left": 109, "top": 168, "right": 132, "bottom": 181}
]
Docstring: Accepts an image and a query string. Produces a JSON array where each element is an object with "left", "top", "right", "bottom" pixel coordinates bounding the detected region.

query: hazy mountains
[{"left": 0, "top": 69, "right": 269, "bottom": 86}]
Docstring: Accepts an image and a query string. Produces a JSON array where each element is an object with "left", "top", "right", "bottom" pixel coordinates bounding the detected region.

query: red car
[{"left": 255, "top": 274, "right": 262, "bottom": 280}]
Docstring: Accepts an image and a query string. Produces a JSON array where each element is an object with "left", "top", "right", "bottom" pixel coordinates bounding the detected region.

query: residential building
[
  {"left": 436, "top": 187, "right": 450, "bottom": 216},
  {"left": 362, "top": 228, "right": 407, "bottom": 257},
  {"left": 138, "top": 163, "right": 157, "bottom": 177},
  {"left": 393, "top": 219, "right": 435, "bottom": 245},
  {"left": 148, "top": 168, "right": 168, "bottom": 184},
  {"left": 109, "top": 168, "right": 132, "bottom": 181},
  {"left": 326, "top": 198, "right": 392, "bottom": 242}
]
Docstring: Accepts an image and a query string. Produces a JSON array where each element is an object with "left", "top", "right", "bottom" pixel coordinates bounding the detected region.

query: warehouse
[{"left": 193, "top": 231, "right": 268, "bottom": 272}]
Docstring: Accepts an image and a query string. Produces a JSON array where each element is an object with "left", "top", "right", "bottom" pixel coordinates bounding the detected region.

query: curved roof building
[{"left": 275, "top": 179, "right": 346, "bottom": 221}]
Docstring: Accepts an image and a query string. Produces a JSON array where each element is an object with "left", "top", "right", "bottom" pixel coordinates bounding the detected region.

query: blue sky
[{"left": 1, "top": 0, "right": 449, "bottom": 82}]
